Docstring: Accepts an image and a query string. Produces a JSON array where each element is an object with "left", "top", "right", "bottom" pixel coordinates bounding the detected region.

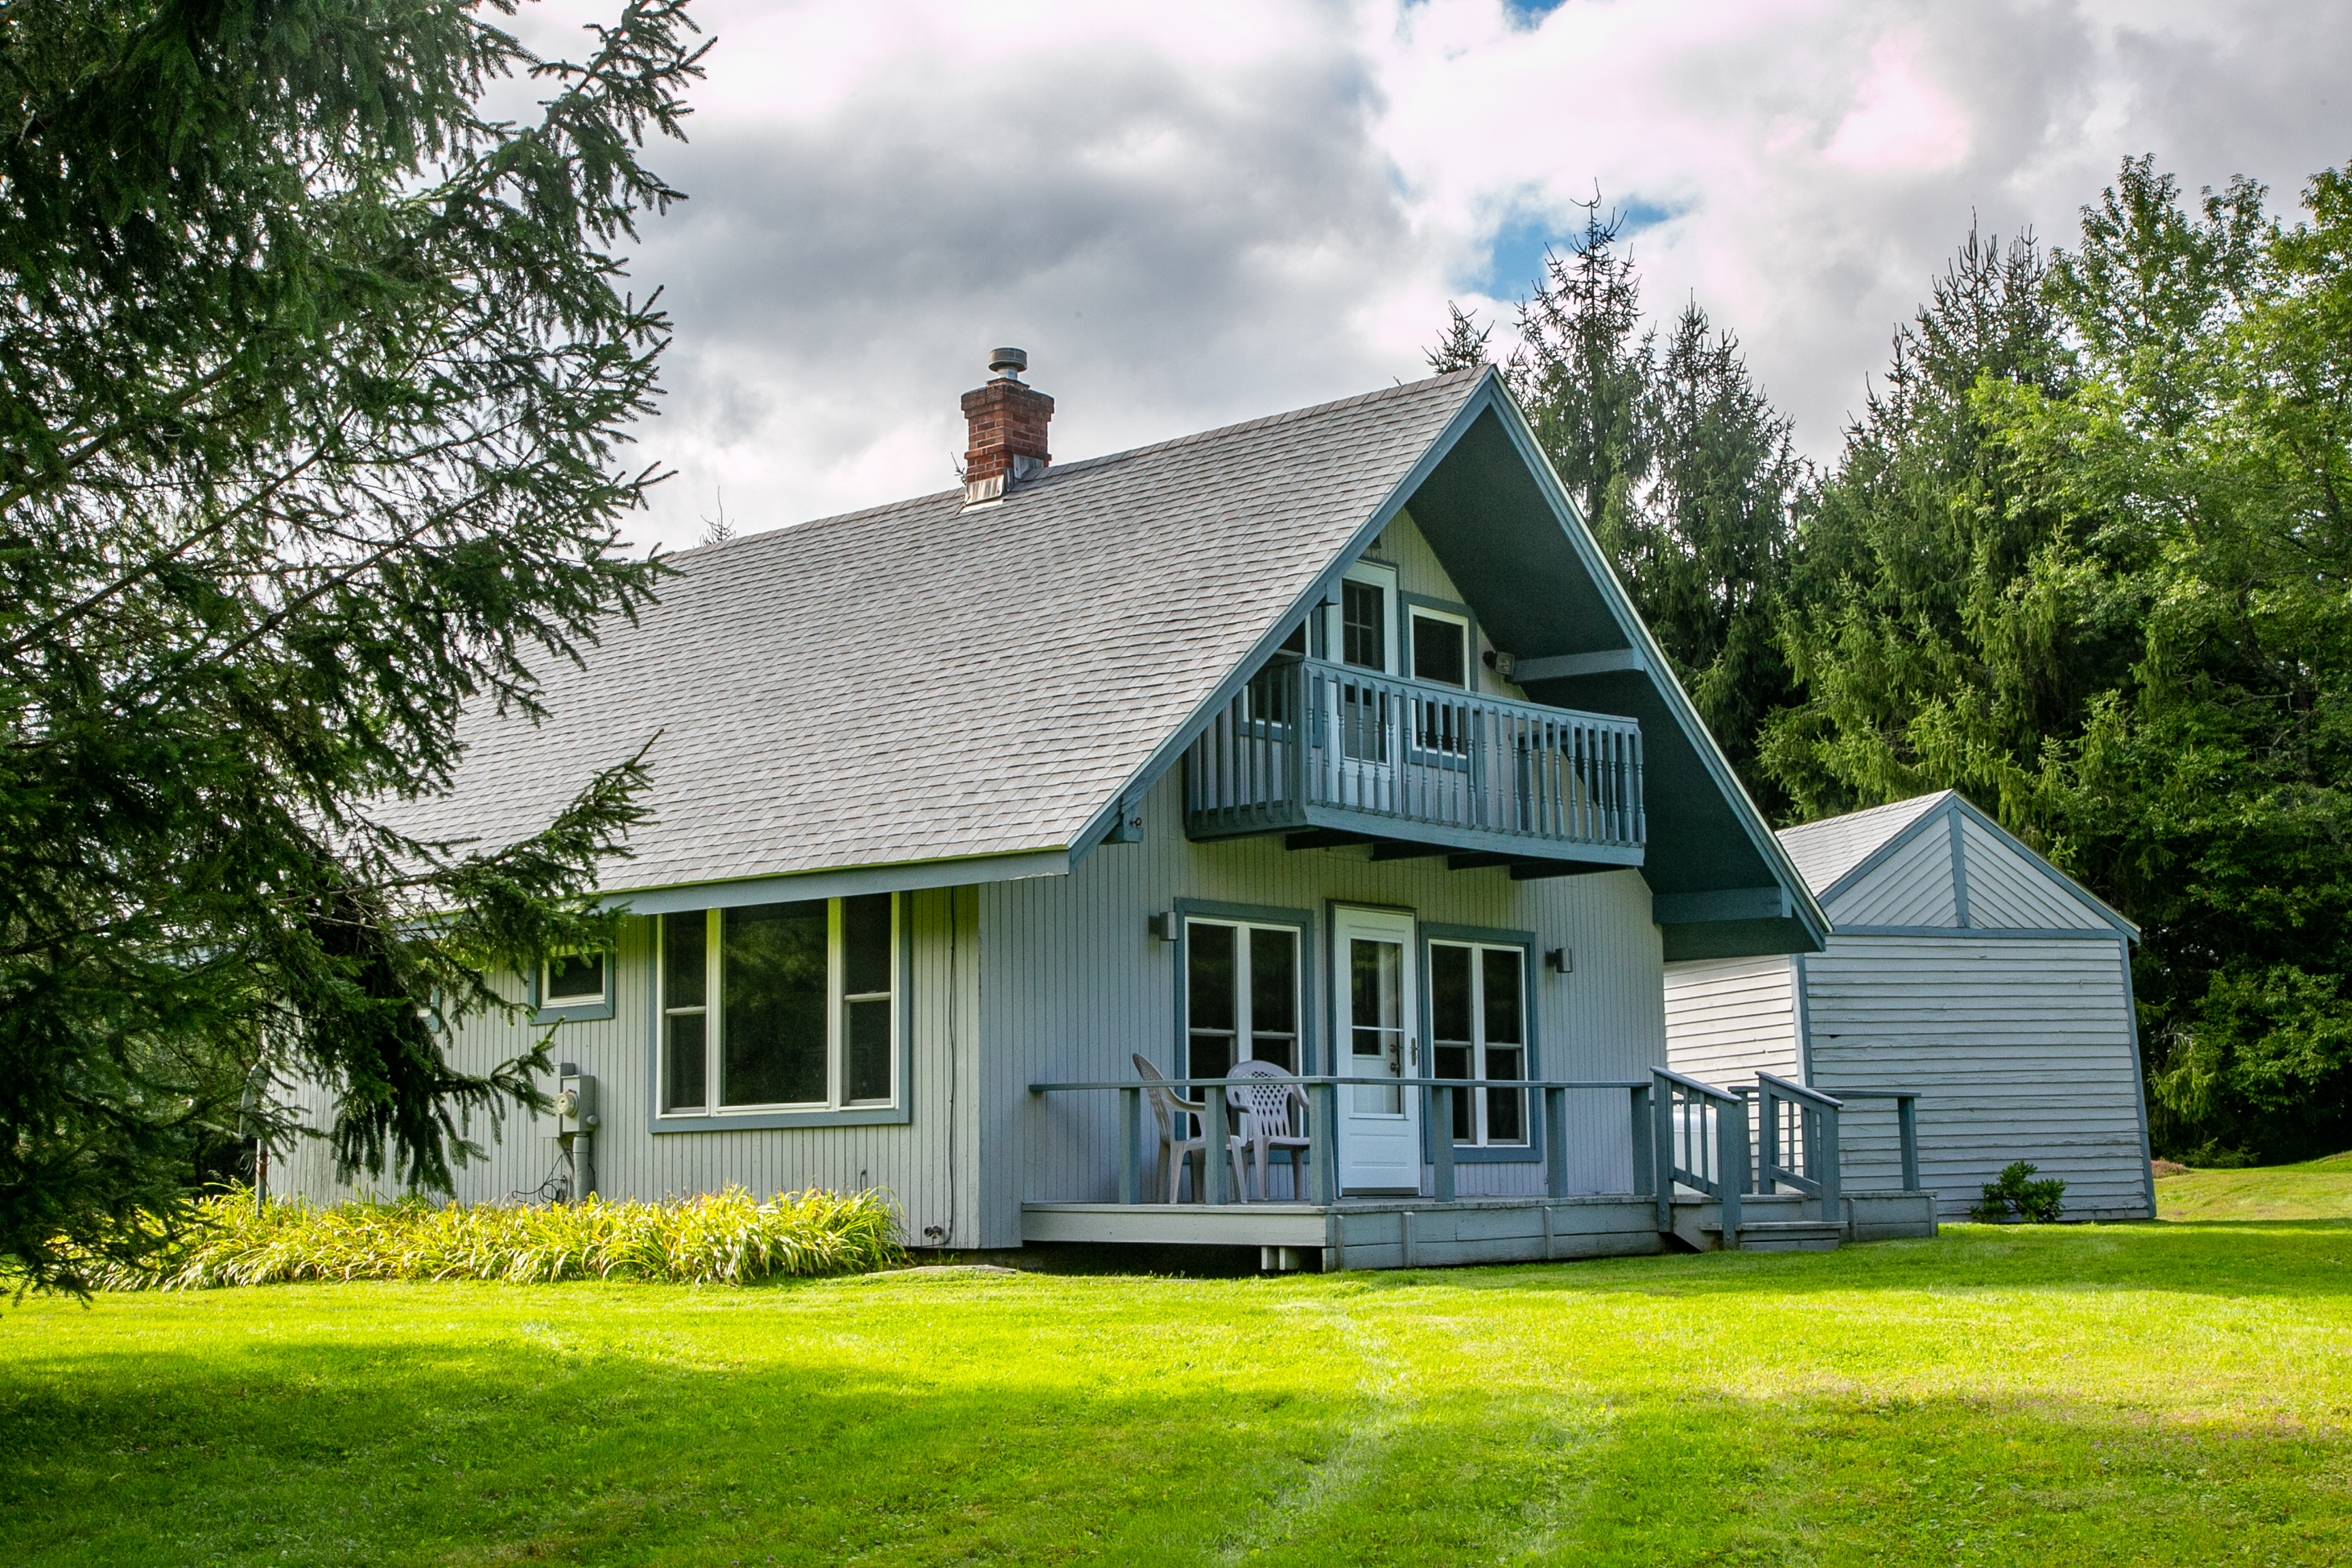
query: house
[
  {"left": 280, "top": 355, "right": 1938, "bottom": 1265},
  {"left": 1664, "top": 789, "right": 2157, "bottom": 1222}
]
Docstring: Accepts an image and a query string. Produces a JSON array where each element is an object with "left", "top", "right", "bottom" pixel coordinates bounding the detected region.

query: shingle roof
[
  {"left": 1773, "top": 791, "right": 1954, "bottom": 899},
  {"left": 391, "top": 369, "right": 1488, "bottom": 893}
]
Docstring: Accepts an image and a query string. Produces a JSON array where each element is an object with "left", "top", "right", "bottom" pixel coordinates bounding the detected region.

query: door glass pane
[
  {"left": 846, "top": 998, "right": 892, "bottom": 1104},
  {"left": 1411, "top": 614, "right": 1467, "bottom": 687},
  {"left": 1482, "top": 949, "right": 1526, "bottom": 1144},
  {"left": 842, "top": 893, "right": 892, "bottom": 996},
  {"left": 663, "top": 911, "right": 705, "bottom": 1008},
  {"left": 1482, "top": 949, "right": 1524, "bottom": 1044},
  {"left": 1350, "top": 937, "right": 1403, "bottom": 1113},
  {"left": 664, "top": 1013, "right": 706, "bottom": 1112},
  {"left": 1342, "top": 580, "right": 1385, "bottom": 669},
  {"left": 1186, "top": 922, "right": 1237, "bottom": 1081},
  {"left": 723, "top": 901, "right": 827, "bottom": 1105},
  {"left": 1249, "top": 928, "right": 1297, "bottom": 1070}
]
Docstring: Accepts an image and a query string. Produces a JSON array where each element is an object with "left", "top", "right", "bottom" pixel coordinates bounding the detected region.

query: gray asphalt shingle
[
  {"left": 1774, "top": 791, "right": 1954, "bottom": 899},
  {"left": 390, "top": 370, "right": 1488, "bottom": 893}
]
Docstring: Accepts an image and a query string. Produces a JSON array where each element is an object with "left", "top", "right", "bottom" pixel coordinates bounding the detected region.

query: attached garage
[{"left": 1665, "top": 791, "right": 2156, "bottom": 1222}]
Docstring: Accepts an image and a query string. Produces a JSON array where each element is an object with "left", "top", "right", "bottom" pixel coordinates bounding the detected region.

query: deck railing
[
  {"left": 1184, "top": 654, "right": 1646, "bottom": 854},
  {"left": 1027, "top": 1076, "right": 1655, "bottom": 1207},
  {"left": 1753, "top": 1072, "right": 1840, "bottom": 1220},
  {"left": 1651, "top": 1068, "right": 1745, "bottom": 1239}
]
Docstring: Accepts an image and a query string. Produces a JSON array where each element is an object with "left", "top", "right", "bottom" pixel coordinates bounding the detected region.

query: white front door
[{"left": 1333, "top": 905, "right": 1422, "bottom": 1193}]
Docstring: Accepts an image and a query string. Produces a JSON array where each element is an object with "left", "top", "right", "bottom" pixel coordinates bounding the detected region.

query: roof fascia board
[
  {"left": 599, "top": 847, "right": 1070, "bottom": 915},
  {"left": 1947, "top": 794, "right": 2140, "bottom": 939},
  {"left": 1477, "top": 386, "right": 1831, "bottom": 950},
  {"left": 1064, "top": 371, "right": 1504, "bottom": 867},
  {"left": 1811, "top": 793, "right": 1956, "bottom": 908}
]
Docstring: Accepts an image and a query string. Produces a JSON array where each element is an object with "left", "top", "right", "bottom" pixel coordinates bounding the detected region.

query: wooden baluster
[
  {"left": 1430, "top": 1084, "right": 1456, "bottom": 1203},
  {"left": 1119, "top": 1086, "right": 1141, "bottom": 1205}
]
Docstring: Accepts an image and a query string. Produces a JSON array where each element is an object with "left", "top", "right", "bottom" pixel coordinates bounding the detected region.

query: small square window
[{"left": 545, "top": 952, "right": 607, "bottom": 1005}]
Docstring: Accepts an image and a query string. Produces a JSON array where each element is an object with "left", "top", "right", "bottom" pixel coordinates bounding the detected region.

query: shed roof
[
  {"left": 1776, "top": 790, "right": 2137, "bottom": 939},
  {"left": 393, "top": 371, "right": 1486, "bottom": 894},
  {"left": 1775, "top": 792, "right": 1953, "bottom": 900}
]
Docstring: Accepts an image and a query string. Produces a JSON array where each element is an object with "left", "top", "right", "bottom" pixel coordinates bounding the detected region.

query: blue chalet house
[{"left": 282, "top": 355, "right": 1937, "bottom": 1267}]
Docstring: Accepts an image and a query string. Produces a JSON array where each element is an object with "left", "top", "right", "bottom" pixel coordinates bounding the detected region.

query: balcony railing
[{"left": 1183, "top": 654, "right": 1645, "bottom": 862}]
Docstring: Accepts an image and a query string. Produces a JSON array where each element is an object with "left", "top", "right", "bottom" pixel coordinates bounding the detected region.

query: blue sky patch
[{"left": 1473, "top": 198, "right": 1683, "bottom": 299}]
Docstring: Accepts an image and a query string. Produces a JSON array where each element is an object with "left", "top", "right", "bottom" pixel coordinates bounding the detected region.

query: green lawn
[
  {"left": 2157, "top": 1150, "right": 2352, "bottom": 1223},
  {"left": 5, "top": 1220, "right": 2350, "bottom": 1566}
]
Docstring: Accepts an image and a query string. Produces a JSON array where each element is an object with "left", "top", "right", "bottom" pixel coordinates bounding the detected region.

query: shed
[{"left": 1664, "top": 791, "right": 2156, "bottom": 1221}]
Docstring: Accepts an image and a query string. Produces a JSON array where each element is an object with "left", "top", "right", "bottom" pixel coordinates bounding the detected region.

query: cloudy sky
[{"left": 517, "top": 0, "right": 2349, "bottom": 552}]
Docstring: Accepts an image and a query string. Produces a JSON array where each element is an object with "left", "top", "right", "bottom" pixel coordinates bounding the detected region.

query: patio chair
[
  {"left": 1226, "top": 1059, "right": 1314, "bottom": 1202},
  {"left": 1131, "top": 1055, "right": 1246, "bottom": 1204}
]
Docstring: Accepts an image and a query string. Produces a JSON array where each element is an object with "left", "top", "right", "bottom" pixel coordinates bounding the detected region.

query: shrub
[
  {"left": 20, "top": 1187, "right": 902, "bottom": 1291},
  {"left": 1970, "top": 1161, "right": 2066, "bottom": 1224}
]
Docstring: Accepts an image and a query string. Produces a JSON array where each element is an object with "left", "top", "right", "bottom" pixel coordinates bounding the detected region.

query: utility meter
[{"left": 554, "top": 1064, "right": 599, "bottom": 1201}]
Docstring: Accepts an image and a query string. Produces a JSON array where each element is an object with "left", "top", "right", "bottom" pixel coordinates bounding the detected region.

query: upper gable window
[
  {"left": 1341, "top": 580, "right": 1386, "bottom": 670},
  {"left": 1410, "top": 610, "right": 1468, "bottom": 688}
]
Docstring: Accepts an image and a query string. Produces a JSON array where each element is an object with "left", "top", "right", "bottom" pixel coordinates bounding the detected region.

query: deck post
[
  {"left": 1311, "top": 1081, "right": 1338, "bottom": 1205},
  {"left": 1543, "top": 1086, "right": 1569, "bottom": 1199},
  {"left": 1204, "top": 1085, "right": 1229, "bottom": 1205},
  {"left": 1820, "top": 1099, "right": 1841, "bottom": 1224},
  {"left": 1758, "top": 1083, "right": 1779, "bottom": 1194},
  {"left": 1717, "top": 1091, "right": 1744, "bottom": 1246},
  {"left": 1629, "top": 1084, "right": 1654, "bottom": 1199},
  {"left": 1650, "top": 1072, "right": 1673, "bottom": 1233},
  {"left": 1430, "top": 1085, "right": 1456, "bottom": 1203},
  {"left": 1119, "top": 1086, "right": 1141, "bottom": 1206},
  {"left": 1897, "top": 1094, "right": 1920, "bottom": 1191}
]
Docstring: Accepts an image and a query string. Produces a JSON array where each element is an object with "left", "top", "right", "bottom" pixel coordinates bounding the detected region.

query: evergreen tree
[{"left": 0, "top": 0, "right": 707, "bottom": 1288}]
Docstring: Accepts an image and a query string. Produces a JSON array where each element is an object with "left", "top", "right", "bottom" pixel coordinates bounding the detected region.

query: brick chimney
[{"left": 961, "top": 347, "right": 1053, "bottom": 508}]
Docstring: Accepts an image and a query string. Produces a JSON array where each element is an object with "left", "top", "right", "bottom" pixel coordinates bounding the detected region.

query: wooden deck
[{"left": 1021, "top": 1190, "right": 1938, "bottom": 1271}]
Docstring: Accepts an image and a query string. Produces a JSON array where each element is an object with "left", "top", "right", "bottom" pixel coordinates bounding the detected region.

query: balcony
[{"left": 1183, "top": 654, "right": 1645, "bottom": 872}]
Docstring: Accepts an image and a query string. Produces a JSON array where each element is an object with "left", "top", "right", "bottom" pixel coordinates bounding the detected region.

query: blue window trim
[
  {"left": 528, "top": 955, "right": 615, "bottom": 1024},
  {"left": 1168, "top": 898, "right": 1318, "bottom": 1079},
  {"left": 1419, "top": 921, "right": 1541, "bottom": 1165},
  {"left": 645, "top": 900, "right": 916, "bottom": 1135},
  {"left": 1398, "top": 592, "right": 1479, "bottom": 684}
]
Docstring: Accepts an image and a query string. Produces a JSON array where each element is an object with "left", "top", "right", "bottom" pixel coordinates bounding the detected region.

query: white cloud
[{"left": 517, "top": 0, "right": 2352, "bottom": 550}]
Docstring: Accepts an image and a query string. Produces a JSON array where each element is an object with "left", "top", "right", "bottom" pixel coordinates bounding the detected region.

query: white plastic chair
[
  {"left": 1226, "top": 1060, "right": 1314, "bottom": 1202},
  {"left": 1132, "top": 1055, "right": 1246, "bottom": 1203}
]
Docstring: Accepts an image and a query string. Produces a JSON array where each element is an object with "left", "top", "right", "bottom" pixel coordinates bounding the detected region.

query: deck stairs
[{"left": 1672, "top": 1192, "right": 1843, "bottom": 1252}]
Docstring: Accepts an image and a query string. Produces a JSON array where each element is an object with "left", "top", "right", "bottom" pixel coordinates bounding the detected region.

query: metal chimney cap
[{"left": 987, "top": 346, "right": 1028, "bottom": 379}]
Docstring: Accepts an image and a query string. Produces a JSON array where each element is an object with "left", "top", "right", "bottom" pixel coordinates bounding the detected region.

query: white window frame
[
  {"left": 657, "top": 894, "right": 901, "bottom": 1117},
  {"left": 541, "top": 950, "right": 609, "bottom": 1007},
  {"left": 1329, "top": 560, "right": 1398, "bottom": 674},
  {"left": 1406, "top": 605, "right": 1471, "bottom": 689},
  {"left": 1183, "top": 917, "right": 1303, "bottom": 1078},
  {"left": 1428, "top": 938, "right": 1529, "bottom": 1147}
]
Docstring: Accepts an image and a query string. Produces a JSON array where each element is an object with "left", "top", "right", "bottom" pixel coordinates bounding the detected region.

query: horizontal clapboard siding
[
  {"left": 979, "top": 768, "right": 1669, "bottom": 1248},
  {"left": 1662, "top": 955, "right": 1799, "bottom": 1083},
  {"left": 275, "top": 886, "right": 985, "bottom": 1247},
  {"left": 1805, "top": 934, "right": 2150, "bottom": 1220}
]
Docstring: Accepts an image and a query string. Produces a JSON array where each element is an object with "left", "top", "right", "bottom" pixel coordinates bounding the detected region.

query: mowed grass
[
  {"left": 2158, "top": 1150, "right": 2352, "bottom": 1222},
  {"left": 5, "top": 1222, "right": 2351, "bottom": 1566}
]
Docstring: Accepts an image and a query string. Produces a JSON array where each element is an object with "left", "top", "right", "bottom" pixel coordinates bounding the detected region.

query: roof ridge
[{"left": 657, "top": 367, "right": 1487, "bottom": 564}]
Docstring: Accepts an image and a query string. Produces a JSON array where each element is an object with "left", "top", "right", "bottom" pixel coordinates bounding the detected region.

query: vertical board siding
[
  {"left": 1957, "top": 816, "right": 2109, "bottom": 932},
  {"left": 1381, "top": 509, "right": 1529, "bottom": 701},
  {"left": 275, "top": 887, "right": 984, "bottom": 1246},
  {"left": 978, "top": 769, "right": 1667, "bottom": 1248},
  {"left": 1662, "top": 956, "right": 1800, "bottom": 1083},
  {"left": 1804, "top": 934, "right": 2151, "bottom": 1220},
  {"left": 1827, "top": 824, "right": 1959, "bottom": 929}
]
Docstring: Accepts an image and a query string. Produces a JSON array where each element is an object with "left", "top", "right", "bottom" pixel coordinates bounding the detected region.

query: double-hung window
[
  {"left": 1428, "top": 940, "right": 1527, "bottom": 1146},
  {"left": 1184, "top": 918, "right": 1301, "bottom": 1079},
  {"left": 659, "top": 894, "right": 899, "bottom": 1115}
]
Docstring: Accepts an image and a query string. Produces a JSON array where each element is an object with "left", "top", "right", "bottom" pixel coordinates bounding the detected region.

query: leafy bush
[
  {"left": 1970, "top": 1162, "right": 2066, "bottom": 1224},
  {"left": 22, "top": 1188, "right": 901, "bottom": 1291}
]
